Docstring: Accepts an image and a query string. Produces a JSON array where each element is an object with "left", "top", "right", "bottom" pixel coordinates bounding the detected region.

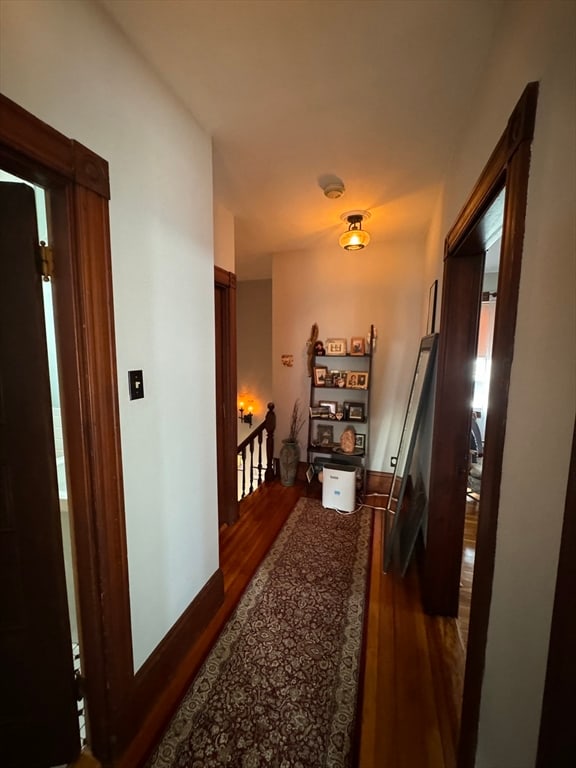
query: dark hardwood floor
[
  {"left": 458, "top": 498, "right": 479, "bottom": 647},
  {"left": 125, "top": 479, "right": 462, "bottom": 768}
]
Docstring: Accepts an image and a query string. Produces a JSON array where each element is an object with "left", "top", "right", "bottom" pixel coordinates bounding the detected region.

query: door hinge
[{"left": 38, "top": 240, "right": 54, "bottom": 281}]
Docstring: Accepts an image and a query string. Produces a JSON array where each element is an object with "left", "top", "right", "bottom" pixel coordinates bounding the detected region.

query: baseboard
[
  {"left": 115, "top": 568, "right": 224, "bottom": 767},
  {"left": 365, "top": 469, "right": 393, "bottom": 495}
]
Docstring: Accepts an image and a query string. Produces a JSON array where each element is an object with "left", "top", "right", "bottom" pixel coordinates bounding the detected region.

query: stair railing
[{"left": 237, "top": 402, "right": 276, "bottom": 499}]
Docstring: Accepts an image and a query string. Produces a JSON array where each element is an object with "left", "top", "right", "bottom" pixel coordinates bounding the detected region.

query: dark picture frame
[
  {"left": 316, "top": 424, "right": 334, "bottom": 447},
  {"left": 345, "top": 401, "right": 365, "bottom": 421},
  {"left": 313, "top": 365, "right": 328, "bottom": 386},
  {"left": 427, "top": 279, "right": 438, "bottom": 335}
]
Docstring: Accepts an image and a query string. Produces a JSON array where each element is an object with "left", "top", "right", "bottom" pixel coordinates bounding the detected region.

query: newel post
[{"left": 264, "top": 402, "right": 276, "bottom": 481}]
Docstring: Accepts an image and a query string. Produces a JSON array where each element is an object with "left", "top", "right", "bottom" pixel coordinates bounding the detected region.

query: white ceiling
[{"left": 99, "top": 0, "right": 503, "bottom": 279}]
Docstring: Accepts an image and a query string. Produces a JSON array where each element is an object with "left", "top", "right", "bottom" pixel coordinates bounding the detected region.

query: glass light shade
[{"left": 339, "top": 228, "right": 371, "bottom": 251}]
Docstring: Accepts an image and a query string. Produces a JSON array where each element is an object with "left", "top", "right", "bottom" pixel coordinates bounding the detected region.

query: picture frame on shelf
[
  {"left": 325, "top": 338, "right": 347, "bottom": 355},
  {"left": 345, "top": 401, "right": 365, "bottom": 421},
  {"left": 316, "top": 424, "right": 334, "bottom": 447},
  {"left": 350, "top": 337, "right": 365, "bottom": 356},
  {"left": 318, "top": 400, "right": 338, "bottom": 417},
  {"left": 355, "top": 433, "right": 366, "bottom": 451},
  {"left": 313, "top": 365, "right": 328, "bottom": 386},
  {"left": 346, "top": 370, "right": 369, "bottom": 389},
  {"left": 309, "top": 405, "right": 332, "bottom": 419}
]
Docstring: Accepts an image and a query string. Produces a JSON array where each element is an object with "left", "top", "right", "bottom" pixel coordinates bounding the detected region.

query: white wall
[
  {"left": 272, "top": 238, "right": 427, "bottom": 473},
  {"left": 214, "top": 200, "right": 235, "bottom": 272},
  {"left": 426, "top": 1, "right": 576, "bottom": 765},
  {"left": 0, "top": 0, "right": 219, "bottom": 670},
  {"left": 237, "top": 280, "right": 273, "bottom": 441}
]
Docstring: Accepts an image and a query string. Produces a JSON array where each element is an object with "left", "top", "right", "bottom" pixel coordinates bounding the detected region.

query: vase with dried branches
[{"left": 279, "top": 400, "right": 306, "bottom": 486}]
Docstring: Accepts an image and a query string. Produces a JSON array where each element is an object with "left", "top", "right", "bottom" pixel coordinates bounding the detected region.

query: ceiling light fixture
[{"left": 339, "top": 210, "right": 371, "bottom": 251}]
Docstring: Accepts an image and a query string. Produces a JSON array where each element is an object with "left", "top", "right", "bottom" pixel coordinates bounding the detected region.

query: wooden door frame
[
  {"left": 422, "top": 83, "right": 539, "bottom": 765},
  {"left": 214, "top": 266, "right": 239, "bottom": 526},
  {"left": 0, "top": 94, "right": 131, "bottom": 761},
  {"left": 0, "top": 94, "right": 226, "bottom": 766}
]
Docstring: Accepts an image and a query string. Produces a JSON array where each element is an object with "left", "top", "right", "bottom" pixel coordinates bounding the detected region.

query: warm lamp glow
[{"left": 339, "top": 212, "right": 371, "bottom": 251}]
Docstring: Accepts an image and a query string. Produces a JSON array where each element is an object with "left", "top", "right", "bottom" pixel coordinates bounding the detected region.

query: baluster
[
  {"left": 256, "top": 431, "right": 263, "bottom": 486},
  {"left": 264, "top": 402, "right": 276, "bottom": 481},
  {"left": 241, "top": 445, "right": 247, "bottom": 498},
  {"left": 249, "top": 440, "right": 255, "bottom": 494}
]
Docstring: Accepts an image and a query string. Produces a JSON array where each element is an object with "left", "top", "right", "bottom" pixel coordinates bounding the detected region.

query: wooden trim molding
[
  {"left": 422, "top": 83, "right": 539, "bottom": 767},
  {"left": 0, "top": 93, "right": 125, "bottom": 763},
  {"left": 446, "top": 82, "right": 538, "bottom": 255},
  {"left": 118, "top": 569, "right": 224, "bottom": 765}
]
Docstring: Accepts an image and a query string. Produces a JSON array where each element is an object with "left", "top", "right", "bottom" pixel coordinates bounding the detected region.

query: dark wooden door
[
  {"left": 423, "top": 244, "right": 484, "bottom": 616},
  {"left": 0, "top": 183, "right": 80, "bottom": 767},
  {"left": 214, "top": 268, "right": 238, "bottom": 527}
]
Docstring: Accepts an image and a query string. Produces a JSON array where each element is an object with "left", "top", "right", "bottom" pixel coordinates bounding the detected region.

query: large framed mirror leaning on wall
[{"left": 384, "top": 333, "right": 438, "bottom": 574}]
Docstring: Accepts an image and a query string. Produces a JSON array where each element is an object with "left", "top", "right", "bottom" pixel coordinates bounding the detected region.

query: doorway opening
[{"left": 458, "top": 199, "right": 503, "bottom": 648}]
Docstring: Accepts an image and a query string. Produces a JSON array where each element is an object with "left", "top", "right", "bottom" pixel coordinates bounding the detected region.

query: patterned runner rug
[{"left": 147, "top": 497, "right": 373, "bottom": 768}]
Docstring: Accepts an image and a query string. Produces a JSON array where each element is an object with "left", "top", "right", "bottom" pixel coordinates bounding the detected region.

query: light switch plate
[{"left": 128, "top": 370, "right": 144, "bottom": 400}]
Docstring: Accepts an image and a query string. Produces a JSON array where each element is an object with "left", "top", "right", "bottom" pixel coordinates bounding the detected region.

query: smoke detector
[{"left": 322, "top": 181, "right": 345, "bottom": 199}]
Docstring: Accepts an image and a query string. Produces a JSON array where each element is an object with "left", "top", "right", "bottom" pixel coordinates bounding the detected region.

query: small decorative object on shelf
[
  {"left": 306, "top": 325, "right": 375, "bottom": 497},
  {"left": 340, "top": 426, "right": 356, "bottom": 454}
]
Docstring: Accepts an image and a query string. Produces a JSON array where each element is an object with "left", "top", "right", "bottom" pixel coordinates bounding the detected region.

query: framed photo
[
  {"left": 345, "top": 401, "right": 365, "bottom": 422},
  {"left": 318, "top": 400, "right": 338, "bottom": 416},
  {"left": 325, "top": 338, "right": 347, "bottom": 356},
  {"left": 350, "top": 337, "right": 365, "bottom": 356},
  {"left": 316, "top": 424, "right": 334, "bottom": 447},
  {"left": 346, "top": 370, "right": 369, "bottom": 389},
  {"left": 309, "top": 405, "right": 331, "bottom": 419},
  {"left": 355, "top": 433, "right": 366, "bottom": 451},
  {"left": 313, "top": 365, "right": 328, "bottom": 386}
]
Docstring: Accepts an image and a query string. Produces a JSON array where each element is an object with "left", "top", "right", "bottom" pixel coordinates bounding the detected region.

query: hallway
[{"left": 122, "top": 480, "right": 461, "bottom": 768}]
